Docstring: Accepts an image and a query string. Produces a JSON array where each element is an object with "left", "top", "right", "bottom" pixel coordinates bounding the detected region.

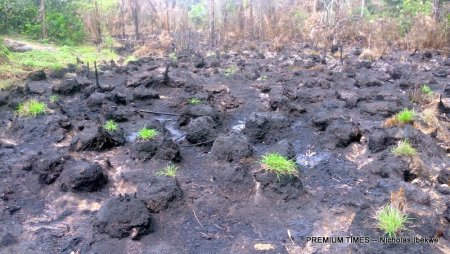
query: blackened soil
[{"left": 0, "top": 46, "right": 449, "bottom": 254}]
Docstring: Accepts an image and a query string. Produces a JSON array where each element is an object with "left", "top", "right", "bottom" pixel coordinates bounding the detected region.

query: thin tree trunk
[
  {"left": 432, "top": 0, "right": 441, "bottom": 22},
  {"left": 93, "top": 0, "right": 102, "bottom": 44},
  {"left": 360, "top": 0, "right": 365, "bottom": 18},
  {"left": 130, "top": 0, "right": 140, "bottom": 39},
  {"left": 40, "top": 0, "right": 47, "bottom": 38},
  {"left": 119, "top": 0, "right": 126, "bottom": 37},
  {"left": 210, "top": 0, "right": 215, "bottom": 47}
]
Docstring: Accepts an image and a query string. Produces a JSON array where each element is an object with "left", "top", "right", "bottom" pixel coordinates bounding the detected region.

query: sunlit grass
[
  {"left": 17, "top": 99, "right": 47, "bottom": 117},
  {"left": 188, "top": 98, "right": 202, "bottom": 105},
  {"left": 395, "top": 108, "right": 415, "bottom": 124},
  {"left": 138, "top": 127, "right": 159, "bottom": 140},
  {"left": 103, "top": 120, "right": 118, "bottom": 132},
  {"left": 377, "top": 204, "right": 409, "bottom": 237},
  {"left": 391, "top": 140, "right": 417, "bottom": 157},
  {"left": 261, "top": 153, "right": 298, "bottom": 179},
  {"left": 156, "top": 164, "right": 178, "bottom": 177}
]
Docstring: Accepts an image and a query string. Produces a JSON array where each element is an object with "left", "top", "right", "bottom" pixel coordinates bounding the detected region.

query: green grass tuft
[
  {"left": 224, "top": 65, "right": 237, "bottom": 76},
  {"left": 261, "top": 153, "right": 298, "bottom": 179},
  {"left": 395, "top": 108, "right": 415, "bottom": 124},
  {"left": 391, "top": 140, "right": 417, "bottom": 157},
  {"left": 169, "top": 52, "right": 177, "bottom": 62},
  {"left": 103, "top": 120, "right": 118, "bottom": 132},
  {"left": 156, "top": 164, "right": 178, "bottom": 177},
  {"left": 49, "top": 95, "right": 59, "bottom": 103},
  {"left": 17, "top": 99, "right": 47, "bottom": 117},
  {"left": 188, "top": 98, "right": 202, "bottom": 105},
  {"left": 138, "top": 127, "right": 159, "bottom": 140},
  {"left": 377, "top": 204, "right": 409, "bottom": 237},
  {"left": 420, "top": 85, "right": 433, "bottom": 95}
]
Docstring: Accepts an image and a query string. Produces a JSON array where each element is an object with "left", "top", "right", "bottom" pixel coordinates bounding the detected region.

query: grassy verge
[{"left": 0, "top": 37, "right": 119, "bottom": 90}]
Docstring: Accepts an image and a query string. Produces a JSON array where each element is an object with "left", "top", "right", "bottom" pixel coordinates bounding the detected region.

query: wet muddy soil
[{"left": 0, "top": 45, "right": 449, "bottom": 254}]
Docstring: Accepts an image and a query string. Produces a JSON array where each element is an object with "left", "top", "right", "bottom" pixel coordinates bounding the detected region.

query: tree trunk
[
  {"left": 360, "top": 0, "right": 365, "bottom": 18},
  {"left": 119, "top": 0, "right": 126, "bottom": 37},
  {"left": 93, "top": 0, "right": 102, "bottom": 44},
  {"left": 210, "top": 0, "right": 215, "bottom": 47},
  {"left": 432, "top": 0, "right": 441, "bottom": 22},
  {"left": 39, "top": 0, "right": 47, "bottom": 38},
  {"left": 130, "top": 0, "right": 140, "bottom": 39}
]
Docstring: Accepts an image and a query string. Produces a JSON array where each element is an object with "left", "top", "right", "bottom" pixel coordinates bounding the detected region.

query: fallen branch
[
  {"left": 180, "top": 139, "right": 215, "bottom": 147},
  {"left": 139, "top": 109, "right": 179, "bottom": 116}
]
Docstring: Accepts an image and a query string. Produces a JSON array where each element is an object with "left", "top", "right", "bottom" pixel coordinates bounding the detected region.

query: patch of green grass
[
  {"left": 261, "top": 153, "right": 298, "bottom": 179},
  {"left": 103, "top": 120, "right": 118, "bottom": 132},
  {"left": 17, "top": 99, "right": 47, "bottom": 117},
  {"left": 224, "top": 65, "right": 237, "bottom": 76},
  {"left": 395, "top": 108, "right": 415, "bottom": 124},
  {"left": 49, "top": 95, "right": 59, "bottom": 103},
  {"left": 377, "top": 204, "right": 409, "bottom": 237},
  {"left": 138, "top": 127, "right": 159, "bottom": 140},
  {"left": 169, "top": 52, "right": 177, "bottom": 62},
  {"left": 156, "top": 164, "right": 178, "bottom": 177},
  {"left": 391, "top": 140, "right": 417, "bottom": 157},
  {"left": 420, "top": 85, "right": 433, "bottom": 95},
  {"left": 124, "top": 55, "right": 138, "bottom": 65},
  {"left": 188, "top": 98, "right": 202, "bottom": 105}
]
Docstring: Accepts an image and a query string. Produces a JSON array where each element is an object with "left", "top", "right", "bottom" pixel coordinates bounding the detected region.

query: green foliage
[
  {"left": 17, "top": 99, "right": 47, "bottom": 117},
  {"left": 420, "top": 84, "right": 433, "bottom": 95},
  {"left": 261, "top": 153, "right": 298, "bottom": 179},
  {"left": 391, "top": 140, "right": 417, "bottom": 157},
  {"left": 49, "top": 95, "right": 59, "bottom": 103},
  {"left": 395, "top": 108, "right": 415, "bottom": 124},
  {"left": 103, "top": 120, "right": 118, "bottom": 132},
  {"left": 188, "top": 2, "right": 207, "bottom": 26},
  {"left": 138, "top": 127, "right": 159, "bottom": 140},
  {"left": 377, "top": 204, "right": 409, "bottom": 237},
  {"left": 156, "top": 164, "right": 178, "bottom": 177},
  {"left": 0, "top": 40, "right": 9, "bottom": 63},
  {"left": 168, "top": 52, "right": 177, "bottom": 62},
  {"left": 124, "top": 55, "right": 138, "bottom": 64},
  {"left": 188, "top": 98, "right": 202, "bottom": 105},
  {"left": 224, "top": 65, "right": 237, "bottom": 76}
]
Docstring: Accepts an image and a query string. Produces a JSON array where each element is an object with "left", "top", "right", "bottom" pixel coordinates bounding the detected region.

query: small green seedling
[
  {"left": 261, "top": 153, "right": 298, "bottom": 179},
  {"left": 138, "top": 127, "right": 159, "bottom": 140},
  {"left": 103, "top": 120, "right": 118, "bottom": 132},
  {"left": 224, "top": 65, "right": 237, "bottom": 76},
  {"left": 391, "top": 140, "right": 417, "bottom": 157},
  {"left": 156, "top": 164, "right": 178, "bottom": 177},
  {"left": 377, "top": 204, "right": 409, "bottom": 237},
  {"left": 260, "top": 75, "right": 268, "bottom": 81},
  {"left": 188, "top": 98, "right": 202, "bottom": 105},
  {"left": 420, "top": 85, "right": 432, "bottom": 95},
  {"left": 49, "top": 95, "right": 59, "bottom": 103},
  {"left": 169, "top": 52, "right": 177, "bottom": 62},
  {"left": 395, "top": 108, "right": 415, "bottom": 124},
  {"left": 17, "top": 99, "right": 47, "bottom": 117}
]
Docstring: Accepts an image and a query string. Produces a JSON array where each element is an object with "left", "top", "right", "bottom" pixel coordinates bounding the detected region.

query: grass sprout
[
  {"left": 138, "top": 127, "right": 159, "bottom": 140},
  {"left": 156, "top": 164, "right": 178, "bottom": 177},
  {"left": 261, "top": 153, "right": 298, "bottom": 179},
  {"left": 391, "top": 140, "right": 417, "bottom": 157},
  {"left": 17, "top": 99, "right": 47, "bottom": 117},
  {"left": 395, "top": 108, "right": 415, "bottom": 124},
  {"left": 103, "top": 120, "right": 118, "bottom": 132},
  {"left": 377, "top": 204, "right": 409, "bottom": 237}
]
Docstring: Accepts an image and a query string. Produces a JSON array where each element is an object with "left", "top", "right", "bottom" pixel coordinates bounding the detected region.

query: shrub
[
  {"left": 103, "top": 120, "right": 118, "bottom": 132},
  {"left": 420, "top": 85, "right": 432, "bottom": 95},
  {"left": 138, "top": 127, "right": 159, "bottom": 140},
  {"left": 261, "top": 153, "right": 298, "bottom": 179},
  {"left": 391, "top": 140, "right": 417, "bottom": 157},
  {"left": 377, "top": 204, "right": 409, "bottom": 237},
  {"left": 17, "top": 99, "right": 47, "bottom": 117},
  {"left": 156, "top": 164, "right": 178, "bottom": 177},
  {"left": 395, "top": 108, "right": 415, "bottom": 124},
  {"left": 188, "top": 98, "right": 202, "bottom": 105}
]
